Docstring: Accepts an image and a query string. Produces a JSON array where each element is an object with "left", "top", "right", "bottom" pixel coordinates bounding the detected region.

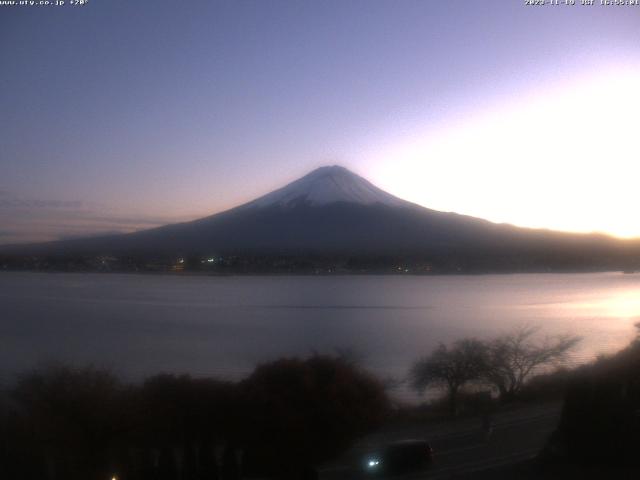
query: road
[{"left": 320, "top": 402, "right": 561, "bottom": 479}]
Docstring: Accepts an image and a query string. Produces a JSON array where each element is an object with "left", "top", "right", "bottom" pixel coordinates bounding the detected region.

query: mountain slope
[{"left": 1, "top": 166, "right": 638, "bottom": 272}]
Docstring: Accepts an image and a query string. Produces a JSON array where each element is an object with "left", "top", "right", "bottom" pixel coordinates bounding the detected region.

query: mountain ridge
[{"left": 1, "top": 166, "right": 639, "bottom": 273}]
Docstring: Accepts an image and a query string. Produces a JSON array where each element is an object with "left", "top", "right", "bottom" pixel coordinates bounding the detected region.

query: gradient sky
[{"left": 2, "top": 0, "right": 640, "bottom": 244}]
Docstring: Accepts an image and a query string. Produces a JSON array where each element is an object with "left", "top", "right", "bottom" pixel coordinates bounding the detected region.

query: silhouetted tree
[
  {"left": 410, "top": 339, "right": 488, "bottom": 416},
  {"left": 554, "top": 333, "right": 640, "bottom": 465},
  {"left": 484, "top": 326, "right": 580, "bottom": 401},
  {"left": 11, "top": 365, "right": 127, "bottom": 480},
  {"left": 137, "top": 374, "right": 237, "bottom": 479},
  {"left": 240, "top": 355, "right": 390, "bottom": 478},
  {"left": 3, "top": 359, "right": 390, "bottom": 479}
]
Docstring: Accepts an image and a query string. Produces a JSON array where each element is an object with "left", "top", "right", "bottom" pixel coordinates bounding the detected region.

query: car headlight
[{"left": 367, "top": 458, "right": 381, "bottom": 468}]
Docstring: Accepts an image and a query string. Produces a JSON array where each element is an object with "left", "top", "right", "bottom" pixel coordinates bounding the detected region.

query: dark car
[{"left": 363, "top": 439, "right": 433, "bottom": 475}]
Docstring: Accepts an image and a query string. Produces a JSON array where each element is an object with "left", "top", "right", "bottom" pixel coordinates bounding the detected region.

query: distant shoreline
[{"left": 0, "top": 268, "right": 632, "bottom": 278}]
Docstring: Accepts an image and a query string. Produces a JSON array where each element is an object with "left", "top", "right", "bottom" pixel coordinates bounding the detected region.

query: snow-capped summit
[{"left": 245, "top": 165, "right": 407, "bottom": 209}]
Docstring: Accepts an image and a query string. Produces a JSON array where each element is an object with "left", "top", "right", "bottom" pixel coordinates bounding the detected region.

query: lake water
[{"left": 1, "top": 272, "right": 640, "bottom": 400}]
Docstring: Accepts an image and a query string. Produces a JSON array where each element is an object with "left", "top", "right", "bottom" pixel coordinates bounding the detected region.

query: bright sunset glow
[
  {"left": 572, "top": 290, "right": 640, "bottom": 321},
  {"left": 371, "top": 65, "right": 640, "bottom": 238},
  {"left": 601, "top": 293, "right": 640, "bottom": 320}
]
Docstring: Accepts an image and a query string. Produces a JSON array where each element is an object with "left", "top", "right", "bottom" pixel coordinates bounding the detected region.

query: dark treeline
[
  {"left": 548, "top": 326, "right": 640, "bottom": 467},
  {"left": 3, "top": 331, "right": 640, "bottom": 479},
  {"left": 0, "top": 356, "right": 390, "bottom": 480},
  {"left": 3, "top": 247, "right": 640, "bottom": 275}
]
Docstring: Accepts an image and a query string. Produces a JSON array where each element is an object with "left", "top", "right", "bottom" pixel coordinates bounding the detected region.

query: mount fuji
[
  {"left": 241, "top": 165, "right": 407, "bottom": 209},
  {"left": 2, "top": 165, "right": 638, "bottom": 272}
]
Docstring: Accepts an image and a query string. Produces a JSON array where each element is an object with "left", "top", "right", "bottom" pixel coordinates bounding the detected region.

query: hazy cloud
[
  {"left": 0, "top": 192, "right": 191, "bottom": 245},
  {"left": 57, "top": 231, "right": 128, "bottom": 241},
  {"left": 0, "top": 198, "right": 83, "bottom": 209}
]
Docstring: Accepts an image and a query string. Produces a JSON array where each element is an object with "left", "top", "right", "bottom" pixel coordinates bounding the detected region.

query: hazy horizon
[{"left": 3, "top": 163, "right": 639, "bottom": 247}]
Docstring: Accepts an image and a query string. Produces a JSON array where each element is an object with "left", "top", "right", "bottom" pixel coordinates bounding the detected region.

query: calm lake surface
[{"left": 2, "top": 272, "right": 640, "bottom": 399}]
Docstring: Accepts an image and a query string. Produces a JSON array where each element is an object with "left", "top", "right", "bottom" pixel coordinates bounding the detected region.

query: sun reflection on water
[{"left": 566, "top": 291, "right": 640, "bottom": 321}]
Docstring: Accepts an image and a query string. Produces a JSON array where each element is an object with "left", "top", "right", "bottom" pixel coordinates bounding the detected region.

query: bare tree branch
[
  {"left": 410, "top": 339, "right": 488, "bottom": 415},
  {"left": 484, "top": 325, "right": 580, "bottom": 400}
]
